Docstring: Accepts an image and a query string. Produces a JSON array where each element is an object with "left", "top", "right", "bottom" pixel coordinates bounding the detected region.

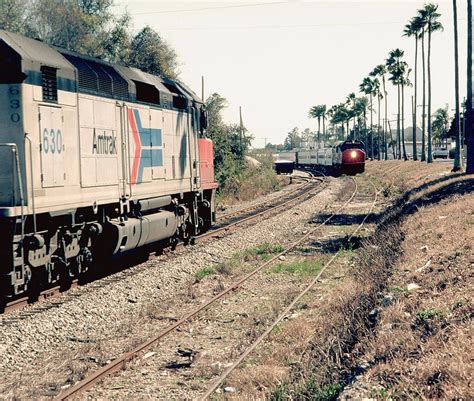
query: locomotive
[
  {"left": 0, "top": 30, "right": 217, "bottom": 300},
  {"left": 276, "top": 140, "right": 365, "bottom": 175}
]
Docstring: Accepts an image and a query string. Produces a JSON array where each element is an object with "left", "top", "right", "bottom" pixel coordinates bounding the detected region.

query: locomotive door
[
  {"left": 117, "top": 104, "right": 129, "bottom": 198},
  {"left": 39, "top": 105, "right": 65, "bottom": 188}
]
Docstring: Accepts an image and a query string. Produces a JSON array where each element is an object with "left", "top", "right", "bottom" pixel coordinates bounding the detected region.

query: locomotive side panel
[{"left": 78, "top": 96, "right": 121, "bottom": 188}]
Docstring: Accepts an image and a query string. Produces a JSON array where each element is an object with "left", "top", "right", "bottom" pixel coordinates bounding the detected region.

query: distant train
[{"left": 275, "top": 140, "right": 365, "bottom": 175}]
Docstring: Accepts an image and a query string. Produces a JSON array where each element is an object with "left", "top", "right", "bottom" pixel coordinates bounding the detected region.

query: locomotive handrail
[{"left": 25, "top": 134, "right": 37, "bottom": 234}]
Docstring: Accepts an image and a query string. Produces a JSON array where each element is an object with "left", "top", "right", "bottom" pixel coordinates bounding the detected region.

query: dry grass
[
  {"left": 217, "top": 167, "right": 289, "bottom": 207},
  {"left": 223, "top": 163, "right": 472, "bottom": 400},
  {"left": 354, "top": 192, "right": 473, "bottom": 399}
]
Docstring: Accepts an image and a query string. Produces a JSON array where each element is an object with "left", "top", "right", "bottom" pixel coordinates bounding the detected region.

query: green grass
[
  {"left": 296, "top": 246, "right": 314, "bottom": 253},
  {"left": 241, "top": 243, "right": 285, "bottom": 261},
  {"left": 270, "top": 260, "right": 322, "bottom": 276},
  {"left": 416, "top": 308, "right": 444, "bottom": 321},
  {"left": 194, "top": 266, "right": 215, "bottom": 282}
]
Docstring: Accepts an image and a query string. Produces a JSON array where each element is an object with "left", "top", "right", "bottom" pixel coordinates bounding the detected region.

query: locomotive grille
[
  {"left": 100, "top": 64, "right": 129, "bottom": 98},
  {"left": 62, "top": 53, "right": 129, "bottom": 99},
  {"left": 41, "top": 66, "right": 58, "bottom": 102}
]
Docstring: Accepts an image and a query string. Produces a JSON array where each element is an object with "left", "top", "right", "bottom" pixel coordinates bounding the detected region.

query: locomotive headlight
[{"left": 350, "top": 150, "right": 357, "bottom": 158}]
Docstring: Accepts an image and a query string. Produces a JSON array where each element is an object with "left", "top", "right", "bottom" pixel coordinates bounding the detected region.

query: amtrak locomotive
[{"left": 0, "top": 30, "right": 217, "bottom": 300}]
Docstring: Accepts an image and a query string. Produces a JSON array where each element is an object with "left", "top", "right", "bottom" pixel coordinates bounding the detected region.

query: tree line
[
  {"left": 307, "top": 2, "right": 473, "bottom": 173},
  {"left": 0, "top": 0, "right": 255, "bottom": 190},
  {"left": 0, "top": 0, "right": 179, "bottom": 79}
]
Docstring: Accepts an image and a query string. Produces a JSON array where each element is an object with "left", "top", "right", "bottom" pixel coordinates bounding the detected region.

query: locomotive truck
[{"left": 0, "top": 30, "right": 217, "bottom": 300}]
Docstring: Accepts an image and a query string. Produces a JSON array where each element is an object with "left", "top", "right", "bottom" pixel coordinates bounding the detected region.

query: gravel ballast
[{"left": 0, "top": 176, "right": 343, "bottom": 398}]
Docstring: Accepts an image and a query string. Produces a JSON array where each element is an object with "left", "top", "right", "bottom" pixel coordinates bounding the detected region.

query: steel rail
[
  {"left": 55, "top": 176, "right": 355, "bottom": 400},
  {"left": 2, "top": 173, "right": 322, "bottom": 315},
  {"left": 200, "top": 177, "right": 379, "bottom": 400},
  {"left": 216, "top": 170, "right": 314, "bottom": 223},
  {"left": 194, "top": 175, "right": 323, "bottom": 243}
]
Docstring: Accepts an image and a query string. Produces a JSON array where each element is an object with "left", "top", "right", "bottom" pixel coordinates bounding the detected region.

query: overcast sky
[{"left": 113, "top": 0, "right": 469, "bottom": 147}]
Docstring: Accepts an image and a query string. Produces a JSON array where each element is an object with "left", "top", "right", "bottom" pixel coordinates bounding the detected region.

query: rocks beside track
[{"left": 0, "top": 177, "right": 341, "bottom": 399}]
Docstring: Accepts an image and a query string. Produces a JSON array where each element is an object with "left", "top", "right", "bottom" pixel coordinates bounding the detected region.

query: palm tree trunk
[
  {"left": 383, "top": 75, "right": 389, "bottom": 159},
  {"left": 397, "top": 83, "right": 401, "bottom": 159},
  {"left": 402, "top": 84, "right": 407, "bottom": 160},
  {"left": 317, "top": 116, "right": 321, "bottom": 148},
  {"left": 421, "top": 29, "right": 427, "bottom": 161},
  {"left": 413, "top": 36, "right": 418, "bottom": 161},
  {"left": 466, "top": 0, "right": 474, "bottom": 173},
  {"left": 388, "top": 119, "right": 394, "bottom": 158},
  {"left": 453, "top": 0, "right": 462, "bottom": 171},
  {"left": 427, "top": 28, "right": 433, "bottom": 162},
  {"left": 377, "top": 93, "right": 381, "bottom": 160},
  {"left": 370, "top": 93, "right": 374, "bottom": 159},
  {"left": 322, "top": 116, "right": 326, "bottom": 143}
]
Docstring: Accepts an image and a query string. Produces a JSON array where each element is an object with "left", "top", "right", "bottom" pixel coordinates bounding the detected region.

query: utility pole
[
  {"left": 453, "top": 0, "right": 462, "bottom": 171},
  {"left": 466, "top": 0, "right": 474, "bottom": 173},
  {"left": 201, "top": 75, "right": 205, "bottom": 102},
  {"left": 239, "top": 106, "right": 244, "bottom": 153}
]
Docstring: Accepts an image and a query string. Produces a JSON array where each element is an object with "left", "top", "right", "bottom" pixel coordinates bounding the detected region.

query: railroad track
[
  {"left": 55, "top": 175, "right": 363, "bottom": 400},
  {"left": 216, "top": 171, "right": 313, "bottom": 223},
  {"left": 1, "top": 171, "right": 325, "bottom": 316},
  {"left": 200, "top": 176, "right": 378, "bottom": 399}
]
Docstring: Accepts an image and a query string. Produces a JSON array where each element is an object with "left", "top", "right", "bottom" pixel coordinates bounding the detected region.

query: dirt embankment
[{"left": 341, "top": 169, "right": 473, "bottom": 399}]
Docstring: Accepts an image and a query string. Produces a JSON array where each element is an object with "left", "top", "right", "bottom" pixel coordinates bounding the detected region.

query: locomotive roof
[
  {"left": 0, "top": 29, "right": 202, "bottom": 107},
  {"left": 0, "top": 30, "right": 76, "bottom": 82}
]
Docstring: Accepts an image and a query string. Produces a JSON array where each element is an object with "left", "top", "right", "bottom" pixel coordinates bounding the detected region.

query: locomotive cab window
[{"left": 41, "top": 66, "right": 58, "bottom": 103}]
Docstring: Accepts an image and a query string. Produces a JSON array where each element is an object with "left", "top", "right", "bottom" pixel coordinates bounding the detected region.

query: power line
[
  {"left": 130, "top": 1, "right": 288, "bottom": 16},
  {"left": 136, "top": 20, "right": 411, "bottom": 32}
]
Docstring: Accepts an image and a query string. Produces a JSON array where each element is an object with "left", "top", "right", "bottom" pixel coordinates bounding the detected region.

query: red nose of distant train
[{"left": 341, "top": 148, "right": 365, "bottom": 174}]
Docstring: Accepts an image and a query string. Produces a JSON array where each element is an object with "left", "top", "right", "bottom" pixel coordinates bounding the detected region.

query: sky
[{"left": 113, "top": 0, "right": 470, "bottom": 148}]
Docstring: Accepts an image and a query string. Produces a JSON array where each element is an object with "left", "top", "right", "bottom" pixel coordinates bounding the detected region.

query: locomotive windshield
[{"left": 340, "top": 141, "right": 365, "bottom": 151}]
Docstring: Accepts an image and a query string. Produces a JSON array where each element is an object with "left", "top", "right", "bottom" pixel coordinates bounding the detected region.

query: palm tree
[
  {"left": 432, "top": 106, "right": 449, "bottom": 147},
  {"left": 375, "top": 80, "right": 383, "bottom": 160},
  {"left": 467, "top": 0, "right": 474, "bottom": 173},
  {"left": 346, "top": 93, "right": 357, "bottom": 137},
  {"left": 386, "top": 49, "right": 405, "bottom": 159},
  {"left": 330, "top": 103, "right": 351, "bottom": 140},
  {"left": 453, "top": 0, "right": 462, "bottom": 171},
  {"left": 371, "top": 64, "right": 392, "bottom": 159},
  {"left": 418, "top": 10, "right": 428, "bottom": 161},
  {"left": 404, "top": 16, "right": 424, "bottom": 161},
  {"left": 359, "top": 77, "right": 374, "bottom": 149},
  {"left": 308, "top": 105, "right": 327, "bottom": 147},
  {"left": 419, "top": 3, "right": 444, "bottom": 163},
  {"left": 400, "top": 68, "right": 412, "bottom": 160},
  {"left": 359, "top": 77, "right": 376, "bottom": 157},
  {"left": 354, "top": 97, "right": 369, "bottom": 146}
]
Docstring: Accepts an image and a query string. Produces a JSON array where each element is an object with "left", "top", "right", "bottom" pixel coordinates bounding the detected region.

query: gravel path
[{"left": 0, "top": 177, "right": 342, "bottom": 399}]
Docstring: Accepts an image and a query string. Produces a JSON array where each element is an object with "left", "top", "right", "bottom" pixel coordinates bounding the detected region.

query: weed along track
[
  {"left": 1, "top": 171, "right": 322, "bottom": 317},
  {"left": 55, "top": 176, "right": 378, "bottom": 400}
]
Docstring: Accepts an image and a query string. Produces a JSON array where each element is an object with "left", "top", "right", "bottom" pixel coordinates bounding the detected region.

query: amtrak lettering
[{"left": 92, "top": 129, "right": 117, "bottom": 155}]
